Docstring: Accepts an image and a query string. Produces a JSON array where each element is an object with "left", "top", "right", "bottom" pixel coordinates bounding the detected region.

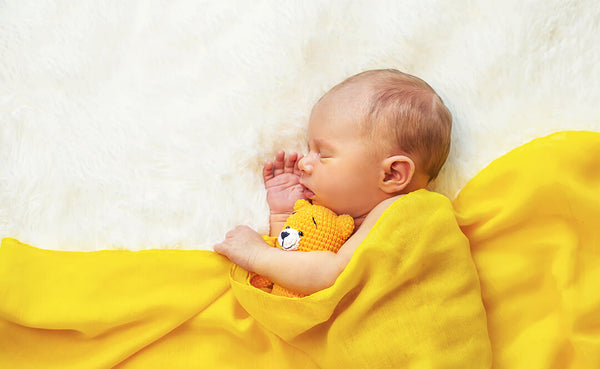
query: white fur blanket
[{"left": 1, "top": 0, "right": 599, "bottom": 251}]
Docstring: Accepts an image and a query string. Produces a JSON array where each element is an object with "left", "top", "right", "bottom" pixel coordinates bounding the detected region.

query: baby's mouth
[{"left": 302, "top": 185, "right": 315, "bottom": 200}]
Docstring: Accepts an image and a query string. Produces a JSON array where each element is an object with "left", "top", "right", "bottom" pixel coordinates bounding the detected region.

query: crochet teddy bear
[{"left": 250, "top": 199, "right": 355, "bottom": 298}]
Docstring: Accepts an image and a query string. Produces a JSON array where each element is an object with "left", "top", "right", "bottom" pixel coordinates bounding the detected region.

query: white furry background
[{"left": 1, "top": 0, "right": 599, "bottom": 251}]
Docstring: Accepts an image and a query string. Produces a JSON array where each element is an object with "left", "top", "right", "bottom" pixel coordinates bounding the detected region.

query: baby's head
[
  {"left": 327, "top": 69, "right": 452, "bottom": 182},
  {"left": 298, "top": 69, "right": 452, "bottom": 219}
]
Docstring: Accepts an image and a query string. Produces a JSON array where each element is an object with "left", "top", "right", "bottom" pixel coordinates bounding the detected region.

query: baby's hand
[
  {"left": 263, "top": 151, "right": 307, "bottom": 216},
  {"left": 214, "top": 225, "right": 268, "bottom": 271}
]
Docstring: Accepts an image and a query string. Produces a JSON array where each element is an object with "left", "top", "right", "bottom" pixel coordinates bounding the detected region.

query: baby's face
[{"left": 298, "top": 90, "right": 386, "bottom": 218}]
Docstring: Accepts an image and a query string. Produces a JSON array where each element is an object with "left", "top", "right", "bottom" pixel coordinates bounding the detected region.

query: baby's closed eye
[{"left": 318, "top": 149, "right": 334, "bottom": 159}]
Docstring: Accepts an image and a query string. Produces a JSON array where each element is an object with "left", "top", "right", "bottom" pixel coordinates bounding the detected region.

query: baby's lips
[
  {"left": 299, "top": 179, "right": 315, "bottom": 199},
  {"left": 303, "top": 186, "right": 316, "bottom": 199}
]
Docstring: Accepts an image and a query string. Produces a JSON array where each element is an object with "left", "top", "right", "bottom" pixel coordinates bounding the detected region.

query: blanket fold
[
  {"left": 0, "top": 190, "right": 491, "bottom": 368},
  {"left": 453, "top": 131, "right": 600, "bottom": 369}
]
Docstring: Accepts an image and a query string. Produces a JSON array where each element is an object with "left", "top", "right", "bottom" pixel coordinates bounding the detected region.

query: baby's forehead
[{"left": 318, "top": 81, "right": 374, "bottom": 118}]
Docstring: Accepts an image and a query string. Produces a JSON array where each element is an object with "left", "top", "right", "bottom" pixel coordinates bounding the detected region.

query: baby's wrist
[
  {"left": 269, "top": 213, "right": 289, "bottom": 237},
  {"left": 269, "top": 212, "right": 290, "bottom": 223}
]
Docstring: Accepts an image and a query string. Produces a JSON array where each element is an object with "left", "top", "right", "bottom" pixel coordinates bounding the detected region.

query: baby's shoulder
[
  {"left": 367, "top": 195, "right": 404, "bottom": 223},
  {"left": 336, "top": 195, "right": 404, "bottom": 261}
]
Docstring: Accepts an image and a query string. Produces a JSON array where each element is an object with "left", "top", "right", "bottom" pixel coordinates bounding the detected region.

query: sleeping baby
[{"left": 214, "top": 68, "right": 452, "bottom": 296}]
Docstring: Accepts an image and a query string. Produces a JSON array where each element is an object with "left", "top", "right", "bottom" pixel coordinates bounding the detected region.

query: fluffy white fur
[{"left": 1, "top": 0, "right": 599, "bottom": 251}]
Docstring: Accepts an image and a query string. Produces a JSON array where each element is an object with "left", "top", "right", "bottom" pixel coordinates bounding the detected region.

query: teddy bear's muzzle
[{"left": 278, "top": 228, "right": 301, "bottom": 251}]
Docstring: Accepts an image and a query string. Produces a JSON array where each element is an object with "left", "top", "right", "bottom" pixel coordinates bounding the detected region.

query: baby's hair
[{"left": 331, "top": 69, "right": 452, "bottom": 182}]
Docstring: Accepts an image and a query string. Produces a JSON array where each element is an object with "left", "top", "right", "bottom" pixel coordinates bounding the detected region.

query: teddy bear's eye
[
  {"left": 285, "top": 226, "right": 290, "bottom": 229},
  {"left": 298, "top": 231, "right": 303, "bottom": 237}
]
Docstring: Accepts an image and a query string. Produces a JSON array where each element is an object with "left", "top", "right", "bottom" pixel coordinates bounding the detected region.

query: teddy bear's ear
[
  {"left": 336, "top": 214, "right": 355, "bottom": 239},
  {"left": 293, "top": 199, "right": 311, "bottom": 212}
]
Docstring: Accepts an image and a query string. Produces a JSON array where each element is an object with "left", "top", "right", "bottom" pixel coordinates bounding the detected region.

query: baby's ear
[
  {"left": 336, "top": 214, "right": 355, "bottom": 239},
  {"left": 380, "top": 155, "right": 415, "bottom": 193}
]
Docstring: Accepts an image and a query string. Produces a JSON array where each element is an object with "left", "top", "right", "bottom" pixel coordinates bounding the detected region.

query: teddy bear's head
[{"left": 277, "top": 199, "right": 354, "bottom": 252}]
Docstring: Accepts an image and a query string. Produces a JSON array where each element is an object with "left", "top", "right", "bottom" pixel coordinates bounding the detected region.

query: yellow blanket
[
  {"left": 2, "top": 130, "right": 599, "bottom": 368},
  {"left": 454, "top": 131, "right": 600, "bottom": 369},
  {"left": 0, "top": 190, "right": 491, "bottom": 368}
]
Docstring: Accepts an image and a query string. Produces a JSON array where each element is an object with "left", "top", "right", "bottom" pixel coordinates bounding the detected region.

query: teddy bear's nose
[{"left": 280, "top": 231, "right": 289, "bottom": 240}]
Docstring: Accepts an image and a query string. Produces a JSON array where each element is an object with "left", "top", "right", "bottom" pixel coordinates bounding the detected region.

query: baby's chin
[
  {"left": 311, "top": 199, "right": 353, "bottom": 218},
  {"left": 302, "top": 188, "right": 358, "bottom": 218}
]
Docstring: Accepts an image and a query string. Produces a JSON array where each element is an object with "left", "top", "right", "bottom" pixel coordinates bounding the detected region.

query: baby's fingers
[
  {"left": 213, "top": 241, "right": 227, "bottom": 255},
  {"left": 263, "top": 160, "right": 275, "bottom": 182},
  {"left": 272, "top": 150, "right": 286, "bottom": 176},
  {"left": 294, "top": 154, "right": 304, "bottom": 176},
  {"left": 263, "top": 151, "right": 285, "bottom": 182},
  {"left": 264, "top": 151, "right": 301, "bottom": 184},
  {"left": 284, "top": 152, "right": 298, "bottom": 173}
]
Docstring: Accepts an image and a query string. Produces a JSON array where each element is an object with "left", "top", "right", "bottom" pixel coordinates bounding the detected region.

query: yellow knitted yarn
[{"left": 250, "top": 200, "right": 354, "bottom": 298}]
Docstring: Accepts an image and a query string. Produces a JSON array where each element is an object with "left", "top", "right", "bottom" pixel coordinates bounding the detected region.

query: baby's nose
[{"left": 298, "top": 154, "right": 313, "bottom": 174}]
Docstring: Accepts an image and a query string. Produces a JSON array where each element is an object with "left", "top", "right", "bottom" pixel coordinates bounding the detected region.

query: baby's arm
[
  {"left": 263, "top": 151, "right": 306, "bottom": 236},
  {"left": 214, "top": 192, "right": 395, "bottom": 295},
  {"left": 214, "top": 225, "right": 359, "bottom": 295}
]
